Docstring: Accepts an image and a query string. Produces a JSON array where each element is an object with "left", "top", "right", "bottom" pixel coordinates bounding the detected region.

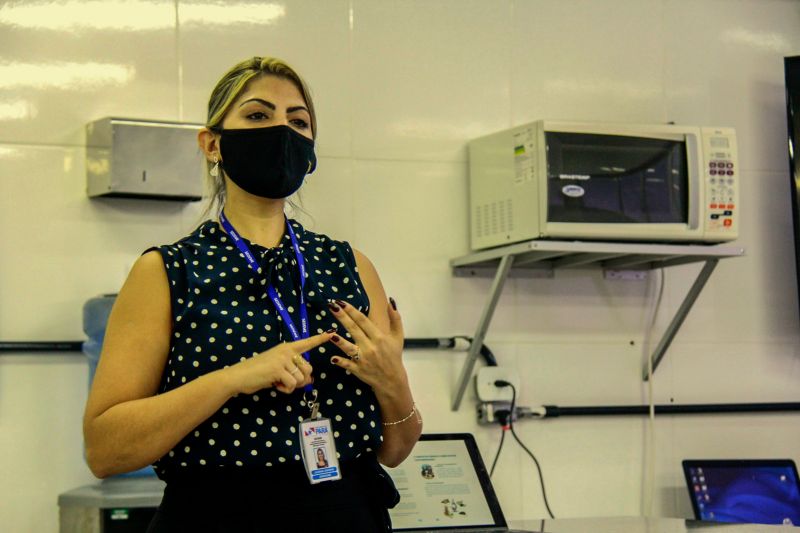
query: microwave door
[
  {"left": 545, "top": 132, "right": 689, "bottom": 229},
  {"left": 643, "top": 151, "right": 688, "bottom": 223},
  {"left": 549, "top": 173, "right": 628, "bottom": 223}
]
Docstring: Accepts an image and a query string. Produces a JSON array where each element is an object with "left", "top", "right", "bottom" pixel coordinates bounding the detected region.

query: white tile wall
[
  {"left": 3, "top": 0, "right": 800, "bottom": 530},
  {"left": 511, "top": 0, "right": 667, "bottom": 126},
  {"left": 0, "top": 0, "right": 180, "bottom": 146},
  {"left": 0, "top": 355, "right": 89, "bottom": 533},
  {"left": 351, "top": 158, "right": 471, "bottom": 334},
  {"left": 351, "top": 0, "right": 514, "bottom": 162},
  {"left": 0, "top": 143, "right": 198, "bottom": 338}
]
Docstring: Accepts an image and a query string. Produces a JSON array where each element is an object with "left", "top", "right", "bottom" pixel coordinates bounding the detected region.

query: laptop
[
  {"left": 682, "top": 459, "right": 800, "bottom": 525},
  {"left": 385, "top": 433, "right": 527, "bottom": 533}
]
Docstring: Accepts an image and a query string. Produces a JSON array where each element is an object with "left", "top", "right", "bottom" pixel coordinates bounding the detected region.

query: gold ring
[
  {"left": 352, "top": 346, "right": 361, "bottom": 362},
  {"left": 292, "top": 355, "right": 304, "bottom": 366},
  {"left": 290, "top": 366, "right": 302, "bottom": 375}
]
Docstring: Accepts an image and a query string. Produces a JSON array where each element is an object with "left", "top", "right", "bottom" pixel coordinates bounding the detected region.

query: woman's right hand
[{"left": 223, "top": 332, "right": 333, "bottom": 395}]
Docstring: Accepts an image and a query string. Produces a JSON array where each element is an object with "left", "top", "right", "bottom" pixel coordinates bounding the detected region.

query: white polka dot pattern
[{"left": 146, "top": 219, "right": 382, "bottom": 478}]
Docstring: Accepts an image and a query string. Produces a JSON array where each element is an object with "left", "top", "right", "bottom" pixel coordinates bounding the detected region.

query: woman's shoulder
[
  {"left": 144, "top": 220, "right": 219, "bottom": 257},
  {"left": 138, "top": 221, "right": 226, "bottom": 294}
]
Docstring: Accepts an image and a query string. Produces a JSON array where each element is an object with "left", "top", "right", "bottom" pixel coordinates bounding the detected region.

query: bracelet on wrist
[{"left": 382, "top": 402, "right": 422, "bottom": 426}]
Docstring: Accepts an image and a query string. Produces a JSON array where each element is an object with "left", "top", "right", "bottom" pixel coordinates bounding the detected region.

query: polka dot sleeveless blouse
[{"left": 147, "top": 219, "right": 383, "bottom": 480}]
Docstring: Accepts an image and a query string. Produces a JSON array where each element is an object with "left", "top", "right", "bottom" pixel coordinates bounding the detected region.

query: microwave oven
[{"left": 467, "top": 120, "right": 739, "bottom": 250}]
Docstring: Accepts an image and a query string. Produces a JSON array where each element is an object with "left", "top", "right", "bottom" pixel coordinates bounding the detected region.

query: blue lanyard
[{"left": 219, "top": 211, "right": 312, "bottom": 389}]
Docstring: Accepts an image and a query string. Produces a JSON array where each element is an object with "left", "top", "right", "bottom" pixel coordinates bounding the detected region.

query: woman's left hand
[{"left": 326, "top": 299, "right": 406, "bottom": 392}]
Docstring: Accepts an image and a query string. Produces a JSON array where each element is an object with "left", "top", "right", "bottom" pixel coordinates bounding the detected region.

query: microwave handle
[{"left": 686, "top": 133, "right": 700, "bottom": 230}]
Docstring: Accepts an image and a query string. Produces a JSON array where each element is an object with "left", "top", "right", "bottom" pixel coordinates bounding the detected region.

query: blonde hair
[{"left": 201, "top": 56, "right": 316, "bottom": 219}]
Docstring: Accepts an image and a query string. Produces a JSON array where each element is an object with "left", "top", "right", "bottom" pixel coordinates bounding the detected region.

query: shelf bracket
[
  {"left": 451, "top": 254, "right": 514, "bottom": 410},
  {"left": 450, "top": 240, "right": 742, "bottom": 409},
  {"left": 642, "top": 258, "right": 719, "bottom": 381}
]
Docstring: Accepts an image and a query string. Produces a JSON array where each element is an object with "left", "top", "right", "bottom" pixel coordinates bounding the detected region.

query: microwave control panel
[{"left": 702, "top": 127, "right": 738, "bottom": 241}]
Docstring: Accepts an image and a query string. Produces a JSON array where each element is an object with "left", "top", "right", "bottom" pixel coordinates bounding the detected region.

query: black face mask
[{"left": 218, "top": 125, "right": 316, "bottom": 199}]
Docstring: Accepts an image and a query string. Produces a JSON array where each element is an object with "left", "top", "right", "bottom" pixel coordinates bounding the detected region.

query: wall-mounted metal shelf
[{"left": 449, "top": 240, "right": 745, "bottom": 411}]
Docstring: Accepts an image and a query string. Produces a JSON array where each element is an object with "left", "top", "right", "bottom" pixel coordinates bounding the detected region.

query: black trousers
[{"left": 146, "top": 456, "right": 394, "bottom": 533}]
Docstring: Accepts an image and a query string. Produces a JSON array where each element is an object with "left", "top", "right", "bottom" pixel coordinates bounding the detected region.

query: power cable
[
  {"left": 495, "top": 380, "right": 555, "bottom": 519},
  {"left": 642, "top": 267, "right": 664, "bottom": 516},
  {"left": 489, "top": 424, "right": 506, "bottom": 478}
]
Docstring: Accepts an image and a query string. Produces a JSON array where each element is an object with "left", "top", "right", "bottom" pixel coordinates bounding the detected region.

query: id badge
[{"left": 299, "top": 417, "right": 341, "bottom": 484}]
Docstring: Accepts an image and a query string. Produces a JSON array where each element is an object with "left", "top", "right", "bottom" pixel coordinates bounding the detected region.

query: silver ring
[{"left": 352, "top": 347, "right": 361, "bottom": 362}]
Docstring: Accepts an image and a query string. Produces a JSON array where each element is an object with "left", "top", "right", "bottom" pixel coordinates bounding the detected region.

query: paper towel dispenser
[{"left": 86, "top": 117, "right": 204, "bottom": 201}]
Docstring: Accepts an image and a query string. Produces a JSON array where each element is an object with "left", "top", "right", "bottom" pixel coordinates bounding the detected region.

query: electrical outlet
[
  {"left": 475, "top": 367, "right": 520, "bottom": 402},
  {"left": 477, "top": 402, "right": 546, "bottom": 425},
  {"left": 476, "top": 402, "right": 512, "bottom": 425}
]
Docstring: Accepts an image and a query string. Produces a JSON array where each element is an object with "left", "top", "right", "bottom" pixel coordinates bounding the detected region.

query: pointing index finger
[{"left": 290, "top": 332, "right": 334, "bottom": 354}]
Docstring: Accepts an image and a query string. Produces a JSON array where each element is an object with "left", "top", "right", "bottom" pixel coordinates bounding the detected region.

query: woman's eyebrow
[
  {"left": 238, "top": 98, "right": 309, "bottom": 115},
  {"left": 239, "top": 98, "right": 275, "bottom": 109}
]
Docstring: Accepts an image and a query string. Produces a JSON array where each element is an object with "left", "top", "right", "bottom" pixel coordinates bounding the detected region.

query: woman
[
  {"left": 316, "top": 447, "right": 329, "bottom": 469},
  {"left": 83, "top": 56, "right": 422, "bottom": 532}
]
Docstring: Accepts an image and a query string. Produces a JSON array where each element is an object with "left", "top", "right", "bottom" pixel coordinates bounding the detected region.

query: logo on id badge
[{"left": 299, "top": 417, "right": 341, "bottom": 484}]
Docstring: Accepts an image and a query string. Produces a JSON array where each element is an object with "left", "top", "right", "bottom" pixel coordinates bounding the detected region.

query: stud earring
[{"left": 210, "top": 155, "right": 220, "bottom": 178}]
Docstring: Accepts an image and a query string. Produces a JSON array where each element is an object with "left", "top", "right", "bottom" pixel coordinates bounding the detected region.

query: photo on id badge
[{"left": 300, "top": 417, "right": 341, "bottom": 483}]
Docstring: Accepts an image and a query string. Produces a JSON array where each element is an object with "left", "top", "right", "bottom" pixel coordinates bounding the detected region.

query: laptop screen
[
  {"left": 682, "top": 459, "right": 800, "bottom": 525},
  {"left": 386, "top": 433, "right": 507, "bottom": 531}
]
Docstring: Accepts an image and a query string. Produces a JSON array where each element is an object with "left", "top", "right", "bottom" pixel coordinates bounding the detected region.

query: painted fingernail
[
  {"left": 328, "top": 303, "right": 340, "bottom": 312},
  {"left": 331, "top": 357, "right": 340, "bottom": 364},
  {"left": 335, "top": 299, "right": 346, "bottom": 307},
  {"left": 389, "top": 297, "right": 397, "bottom": 311},
  {"left": 331, "top": 335, "right": 340, "bottom": 342}
]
